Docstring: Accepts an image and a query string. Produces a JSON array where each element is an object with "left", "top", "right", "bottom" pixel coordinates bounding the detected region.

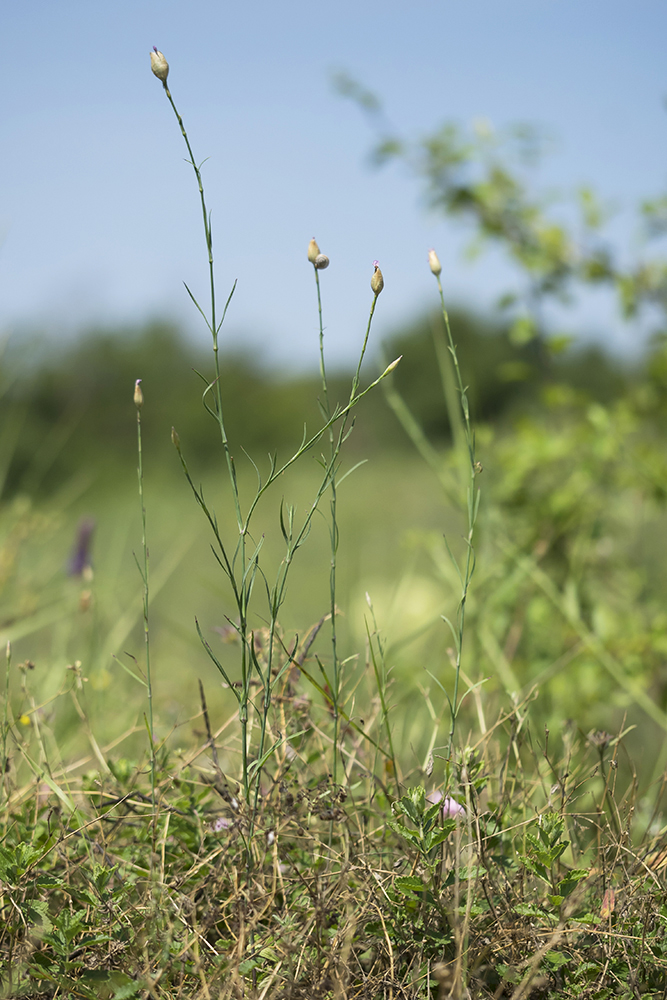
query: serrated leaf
[
  {"left": 558, "top": 869, "right": 590, "bottom": 897},
  {"left": 424, "top": 828, "right": 453, "bottom": 851},
  {"left": 395, "top": 876, "right": 425, "bottom": 894},
  {"left": 387, "top": 819, "right": 421, "bottom": 849}
]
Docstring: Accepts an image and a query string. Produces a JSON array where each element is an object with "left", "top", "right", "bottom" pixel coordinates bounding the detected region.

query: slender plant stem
[
  {"left": 159, "top": 79, "right": 253, "bottom": 795},
  {"left": 135, "top": 387, "right": 156, "bottom": 842},
  {"left": 432, "top": 276, "right": 480, "bottom": 760},
  {"left": 160, "top": 82, "right": 243, "bottom": 538},
  {"left": 313, "top": 267, "right": 342, "bottom": 786}
]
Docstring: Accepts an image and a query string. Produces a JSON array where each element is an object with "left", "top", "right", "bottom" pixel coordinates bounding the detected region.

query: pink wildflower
[{"left": 427, "top": 790, "right": 465, "bottom": 817}]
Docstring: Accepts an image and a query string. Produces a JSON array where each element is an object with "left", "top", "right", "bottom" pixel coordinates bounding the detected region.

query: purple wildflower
[
  {"left": 68, "top": 518, "right": 95, "bottom": 577},
  {"left": 212, "top": 816, "right": 233, "bottom": 833}
]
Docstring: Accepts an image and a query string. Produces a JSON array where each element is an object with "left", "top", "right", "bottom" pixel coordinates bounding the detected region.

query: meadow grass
[{"left": 2, "top": 50, "right": 667, "bottom": 1000}]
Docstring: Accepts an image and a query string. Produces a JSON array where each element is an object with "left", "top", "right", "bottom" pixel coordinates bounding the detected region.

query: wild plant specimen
[
  {"left": 133, "top": 379, "right": 156, "bottom": 847},
  {"left": 150, "top": 52, "right": 398, "bottom": 844},
  {"left": 309, "top": 246, "right": 387, "bottom": 786},
  {"left": 427, "top": 250, "right": 481, "bottom": 759}
]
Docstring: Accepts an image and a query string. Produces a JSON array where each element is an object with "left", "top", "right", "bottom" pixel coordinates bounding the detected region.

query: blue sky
[{"left": 2, "top": 1, "right": 666, "bottom": 369}]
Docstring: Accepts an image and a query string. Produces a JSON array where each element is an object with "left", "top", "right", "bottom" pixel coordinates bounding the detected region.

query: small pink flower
[
  {"left": 212, "top": 816, "right": 233, "bottom": 832},
  {"left": 427, "top": 790, "right": 465, "bottom": 817}
]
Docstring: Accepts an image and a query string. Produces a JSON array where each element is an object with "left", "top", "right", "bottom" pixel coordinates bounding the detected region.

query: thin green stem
[
  {"left": 159, "top": 79, "right": 251, "bottom": 798},
  {"left": 314, "top": 266, "right": 342, "bottom": 786},
  {"left": 135, "top": 391, "right": 156, "bottom": 844},
  {"left": 247, "top": 288, "right": 384, "bottom": 831},
  {"left": 161, "top": 82, "right": 243, "bottom": 537},
  {"left": 432, "top": 276, "right": 480, "bottom": 761}
]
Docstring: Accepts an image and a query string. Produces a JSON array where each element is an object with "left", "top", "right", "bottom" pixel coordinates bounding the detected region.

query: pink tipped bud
[
  {"left": 428, "top": 248, "right": 442, "bottom": 276},
  {"left": 371, "top": 260, "right": 384, "bottom": 296},
  {"left": 134, "top": 379, "right": 143, "bottom": 409},
  {"left": 307, "top": 237, "right": 320, "bottom": 264},
  {"left": 150, "top": 47, "right": 169, "bottom": 82}
]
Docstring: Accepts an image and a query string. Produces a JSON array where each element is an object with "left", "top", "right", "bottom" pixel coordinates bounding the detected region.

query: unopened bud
[
  {"left": 150, "top": 47, "right": 169, "bottom": 82},
  {"left": 428, "top": 248, "right": 442, "bottom": 276},
  {"left": 371, "top": 261, "right": 384, "bottom": 296},
  {"left": 381, "top": 356, "right": 402, "bottom": 377},
  {"left": 171, "top": 426, "right": 181, "bottom": 449},
  {"left": 314, "top": 254, "right": 329, "bottom": 270},
  {"left": 307, "top": 238, "right": 320, "bottom": 264},
  {"left": 134, "top": 379, "right": 143, "bottom": 409}
]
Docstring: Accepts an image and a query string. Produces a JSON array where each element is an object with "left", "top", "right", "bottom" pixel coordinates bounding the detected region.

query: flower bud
[
  {"left": 150, "top": 47, "right": 169, "bottom": 82},
  {"left": 307, "top": 238, "right": 320, "bottom": 264},
  {"left": 134, "top": 379, "right": 143, "bottom": 409},
  {"left": 171, "top": 426, "right": 181, "bottom": 449},
  {"left": 381, "top": 356, "right": 402, "bottom": 377},
  {"left": 428, "top": 248, "right": 442, "bottom": 276},
  {"left": 314, "top": 254, "right": 329, "bottom": 270},
  {"left": 371, "top": 260, "right": 384, "bottom": 296}
]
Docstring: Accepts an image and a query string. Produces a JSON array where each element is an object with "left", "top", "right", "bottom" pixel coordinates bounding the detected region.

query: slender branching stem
[
  {"left": 159, "top": 80, "right": 253, "bottom": 797},
  {"left": 432, "top": 276, "right": 480, "bottom": 760},
  {"left": 161, "top": 82, "right": 243, "bottom": 537}
]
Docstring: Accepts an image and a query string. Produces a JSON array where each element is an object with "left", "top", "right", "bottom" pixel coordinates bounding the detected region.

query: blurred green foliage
[{"left": 0, "top": 308, "right": 642, "bottom": 499}]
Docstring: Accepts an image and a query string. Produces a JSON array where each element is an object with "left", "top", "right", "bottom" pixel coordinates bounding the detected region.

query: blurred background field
[{"left": 3, "top": 307, "right": 667, "bottom": 789}]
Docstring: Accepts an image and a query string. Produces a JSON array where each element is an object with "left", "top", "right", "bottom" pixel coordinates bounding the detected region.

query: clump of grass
[{"left": 2, "top": 695, "right": 667, "bottom": 997}]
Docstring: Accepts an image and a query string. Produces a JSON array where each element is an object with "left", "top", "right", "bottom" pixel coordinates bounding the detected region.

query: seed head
[
  {"left": 134, "top": 379, "right": 143, "bottom": 409},
  {"left": 307, "top": 238, "right": 320, "bottom": 264},
  {"left": 150, "top": 47, "right": 169, "bottom": 82},
  {"left": 371, "top": 260, "right": 384, "bottom": 296},
  {"left": 428, "top": 248, "right": 442, "bottom": 276}
]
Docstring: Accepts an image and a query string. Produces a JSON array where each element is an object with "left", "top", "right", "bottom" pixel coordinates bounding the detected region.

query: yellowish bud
[
  {"left": 371, "top": 260, "right": 384, "bottom": 296},
  {"left": 428, "top": 248, "right": 442, "bottom": 276},
  {"left": 171, "top": 426, "right": 181, "bottom": 449},
  {"left": 381, "top": 356, "right": 402, "bottom": 377},
  {"left": 307, "top": 237, "right": 320, "bottom": 264},
  {"left": 134, "top": 379, "right": 143, "bottom": 409},
  {"left": 150, "top": 47, "right": 169, "bottom": 82}
]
